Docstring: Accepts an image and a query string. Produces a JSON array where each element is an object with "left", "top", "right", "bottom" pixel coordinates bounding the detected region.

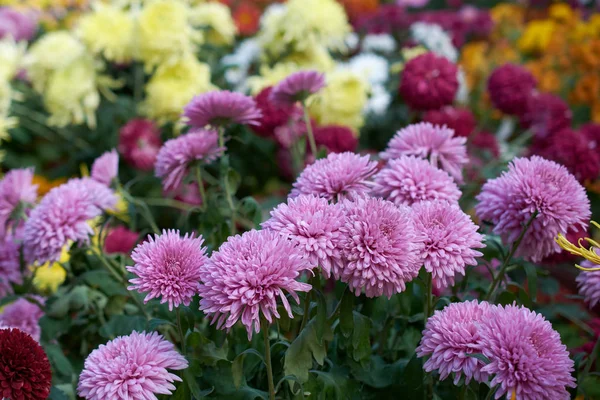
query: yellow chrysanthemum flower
[
  {"left": 0, "top": 38, "right": 25, "bottom": 85},
  {"left": 548, "top": 3, "right": 576, "bottom": 25},
  {"left": 107, "top": 191, "right": 130, "bottom": 222},
  {"left": 142, "top": 54, "right": 214, "bottom": 123},
  {"left": 189, "top": 2, "right": 237, "bottom": 46},
  {"left": 284, "top": 45, "right": 336, "bottom": 73},
  {"left": 77, "top": 3, "right": 135, "bottom": 63},
  {"left": 136, "top": 0, "right": 201, "bottom": 70},
  {"left": 32, "top": 246, "right": 69, "bottom": 294},
  {"left": 518, "top": 20, "right": 555, "bottom": 54},
  {"left": 308, "top": 70, "right": 369, "bottom": 135},
  {"left": 24, "top": 31, "right": 86, "bottom": 92}
]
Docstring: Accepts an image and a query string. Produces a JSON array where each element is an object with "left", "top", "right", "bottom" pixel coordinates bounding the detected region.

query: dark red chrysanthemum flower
[
  {"left": 487, "top": 63, "right": 536, "bottom": 116},
  {"left": 313, "top": 125, "right": 359, "bottom": 153},
  {"left": 399, "top": 52, "right": 459, "bottom": 111},
  {"left": 581, "top": 123, "right": 600, "bottom": 149},
  {"left": 422, "top": 106, "right": 476, "bottom": 137},
  {"left": 470, "top": 131, "right": 500, "bottom": 158},
  {"left": 252, "top": 87, "right": 300, "bottom": 139},
  {"left": 0, "top": 328, "right": 52, "bottom": 400},
  {"left": 520, "top": 93, "right": 572, "bottom": 140}
]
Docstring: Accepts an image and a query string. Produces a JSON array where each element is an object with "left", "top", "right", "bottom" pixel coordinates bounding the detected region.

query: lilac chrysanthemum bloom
[
  {"left": 335, "top": 196, "right": 425, "bottom": 298},
  {"left": 91, "top": 149, "right": 119, "bottom": 186},
  {"left": 372, "top": 156, "right": 461, "bottom": 207},
  {"left": 576, "top": 259, "right": 600, "bottom": 308},
  {"left": 380, "top": 122, "right": 469, "bottom": 183},
  {"left": 290, "top": 152, "right": 377, "bottom": 201},
  {"left": 65, "top": 178, "right": 117, "bottom": 211},
  {"left": 198, "top": 229, "right": 312, "bottom": 340},
  {"left": 478, "top": 303, "right": 576, "bottom": 400},
  {"left": 0, "top": 298, "right": 44, "bottom": 342},
  {"left": 127, "top": 230, "right": 208, "bottom": 311},
  {"left": 476, "top": 156, "right": 590, "bottom": 262},
  {"left": 183, "top": 90, "right": 262, "bottom": 128},
  {"left": 0, "top": 236, "right": 21, "bottom": 297},
  {"left": 269, "top": 70, "right": 326, "bottom": 106},
  {"left": 412, "top": 200, "right": 485, "bottom": 289},
  {"left": 155, "top": 129, "right": 225, "bottom": 191},
  {"left": 23, "top": 183, "right": 101, "bottom": 264},
  {"left": 0, "top": 168, "right": 38, "bottom": 238},
  {"left": 417, "top": 300, "right": 491, "bottom": 385},
  {"left": 262, "top": 194, "right": 345, "bottom": 278},
  {"left": 77, "top": 331, "right": 188, "bottom": 400}
]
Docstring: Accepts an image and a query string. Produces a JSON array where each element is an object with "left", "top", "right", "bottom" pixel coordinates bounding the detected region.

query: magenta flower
[
  {"left": 128, "top": 230, "right": 208, "bottom": 311},
  {"left": 380, "top": 122, "right": 469, "bottom": 183},
  {"left": 476, "top": 156, "right": 590, "bottom": 262},
  {"left": 372, "top": 156, "right": 461, "bottom": 206},
  {"left": 262, "top": 194, "right": 345, "bottom": 278},
  {"left": 412, "top": 200, "right": 484, "bottom": 289},
  {"left": 269, "top": 70, "right": 326, "bottom": 106},
  {"left": 335, "top": 196, "right": 424, "bottom": 298},
  {"left": 0, "top": 8, "right": 37, "bottom": 41},
  {"left": 198, "top": 229, "right": 312, "bottom": 340},
  {"left": 0, "top": 168, "right": 38, "bottom": 238},
  {"left": 487, "top": 63, "right": 537, "bottom": 116},
  {"left": 155, "top": 129, "right": 225, "bottom": 191},
  {"left": 104, "top": 226, "right": 139, "bottom": 255},
  {"left": 0, "top": 237, "right": 21, "bottom": 297},
  {"left": 23, "top": 182, "right": 102, "bottom": 264},
  {"left": 183, "top": 90, "right": 262, "bottom": 128},
  {"left": 78, "top": 331, "right": 188, "bottom": 400},
  {"left": 290, "top": 152, "right": 377, "bottom": 201},
  {"left": 91, "top": 150, "right": 119, "bottom": 186},
  {"left": 478, "top": 304, "right": 576, "bottom": 400},
  {"left": 417, "top": 300, "right": 491, "bottom": 384},
  {"left": 118, "top": 118, "right": 163, "bottom": 171},
  {"left": 0, "top": 298, "right": 44, "bottom": 342},
  {"left": 576, "top": 260, "right": 600, "bottom": 308}
]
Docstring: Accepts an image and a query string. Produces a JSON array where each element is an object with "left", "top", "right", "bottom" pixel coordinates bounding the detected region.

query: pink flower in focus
[
  {"left": 373, "top": 156, "right": 461, "bottom": 206},
  {"left": 417, "top": 300, "right": 491, "bottom": 384},
  {"left": 0, "top": 168, "right": 38, "bottom": 238},
  {"left": 155, "top": 129, "right": 224, "bottom": 191},
  {"left": 128, "top": 230, "right": 208, "bottom": 311},
  {"left": 183, "top": 90, "right": 262, "bottom": 128},
  {"left": 118, "top": 119, "right": 162, "bottom": 171},
  {"left": 380, "top": 122, "right": 468, "bottom": 183},
  {"left": 269, "top": 70, "right": 326, "bottom": 106},
  {"left": 475, "top": 156, "right": 590, "bottom": 262},
  {"left": 487, "top": 63, "right": 536, "bottom": 116},
  {"left": 77, "top": 331, "right": 188, "bottom": 400},
  {"left": 198, "top": 229, "right": 312, "bottom": 340},
  {"left": 399, "top": 52, "right": 459, "bottom": 111},
  {"left": 91, "top": 150, "right": 119, "bottom": 186},
  {"left": 422, "top": 106, "right": 476, "bottom": 138},
  {"left": 103, "top": 226, "right": 138, "bottom": 255}
]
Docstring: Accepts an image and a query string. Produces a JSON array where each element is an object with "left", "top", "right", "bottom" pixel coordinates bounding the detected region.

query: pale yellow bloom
[
  {"left": 136, "top": 0, "right": 201, "bottom": 70},
  {"left": 0, "top": 38, "right": 25, "bottom": 84},
  {"left": 189, "top": 2, "right": 237, "bottom": 46},
  {"left": 284, "top": 45, "right": 335, "bottom": 73},
  {"left": 548, "top": 3, "right": 575, "bottom": 24},
  {"left": 32, "top": 246, "right": 69, "bottom": 294},
  {"left": 308, "top": 69, "right": 369, "bottom": 134},
  {"left": 77, "top": 3, "right": 135, "bottom": 63},
  {"left": 107, "top": 191, "right": 130, "bottom": 222},
  {"left": 142, "top": 54, "right": 214, "bottom": 123},
  {"left": 518, "top": 20, "right": 555, "bottom": 54},
  {"left": 555, "top": 221, "right": 600, "bottom": 270}
]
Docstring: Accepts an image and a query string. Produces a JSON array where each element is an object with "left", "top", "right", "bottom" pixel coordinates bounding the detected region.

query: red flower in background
[
  {"left": 118, "top": 119, "right": 163, "bottom": 172},
  {"left": 470, "top": 131, "right": 499, "bottom": 158},
  {"left": 104, "top": 226, "right": 139, "bottom": 255},
  {"left": 253, "top": 87, "right": 301, "bottom": 139},
  {"left": 313, "top": 125, "right": 359, "bottom": 153},
  {"left": 422, "top": 106, "right": 476, "bottom": 137},
  {"left": 487, "top": 63, "right": 537, "bottom": 116},
  {"left": 233, "top": 2, "right": 261, "bottom": 36},
  {"left": 520, "top": 93, "right": 572, "bottom": 140},
  {"left": 0, "top": 328, "right": 52, "bottom": 400},
  {"left": 338, "top": 0, "right": 380, "bottom": 23}
]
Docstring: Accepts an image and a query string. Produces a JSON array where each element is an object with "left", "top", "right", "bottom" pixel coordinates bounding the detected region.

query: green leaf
[
  {"left": 351, "top": 312, "right": 371, "bottom": 363},
  {"left": 80, "top": 269, "right": 127, "bottom": 296},
  {"left": 147, "top": 318, "right": 175, "bottom": 331},
  {"left": 232, "top": 349, "right": 264, "bottom": 389},
  {"left": 284, "top": 318, "right": 333, "bottom": 383},
  {"left": 225, "top": 168, "right": 241, "bottom": 196},
  {"left": 99, "top": 315, "right": 147, "bottom": 339},
  {"left": 48, "top": 386, "right": 69, "bottom": 400},
  {"left": 399, "top": 354, "right": 424, "bottom": 398},
  {"left": 44, "top": 344, "right": 74, "bottom": 377},
  {"left": 184, "top": 368, "right": 211, "bottom": 399},
  {"left": 466, "top": 353, "right": 491, "bottom": 364},
  {"left": 523, "top": 263, "right": 538, "bottom": 302},
  {"left": 339, "top": 290, "right": 354, "bottom": 339},
  {"left": 187, "top": 332, "right": 229, "bottom": 366},
  {"left": 239, "top": 196, "right": 263, "bottom": 227}
]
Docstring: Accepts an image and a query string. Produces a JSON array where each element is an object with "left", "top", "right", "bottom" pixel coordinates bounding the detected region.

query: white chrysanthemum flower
[
  {"left": 344, "top": 53, "right": 389, "bottom": 85},
  {"left": 222, "top": 39, "right": 261, "bottom": 88},
  {"left": 455, "top": 68, "right": 469, "bottom": 104},
  {"left": 362, "top": 34, "right": 396, "bottom": 54},
  {"left": 365, "top": 84, "right": 391, "bottom": 116},
  {"left": 410, "top": 22, "right": 458, "bottom": 62}
]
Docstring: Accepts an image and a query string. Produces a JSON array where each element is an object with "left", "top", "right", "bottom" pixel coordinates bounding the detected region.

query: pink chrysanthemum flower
[
  {"left": 0, "top": 298, "right": 44, "bottom": 342},
  {"left": 335, "top": 196, "right": 424, "bottom": 298},
  {"left": 412, "top": 200, "right": 485, "bottom": 289},
  {"left": 576, "top": 259, "right": 600, "bottom": 308},
  {"left": 155, "top": 129, "right": 225, "bottom": 191},
  {"left": 198, "top": 229, "right": 312, "bottom": 340},
  {"left": 0, "top": 236, "right": 21, "bottom": 297},
  {"left": 0, "top": 168, "right": 38, "bottom": 238},
  {"left": 475, "top": 156, "right": 590, "bottom": 262},
  {"left": 372, "top": 156, "right": 461, "bottom": 207},
  {"left": 478, "top": 304, "right": 576, "bottom": 400},
  {"left": 127, "top": 230, "right": 208, "bottom": 311},
  {"left": 77, "top": 331, "right": 188, "bottom": 400},
  {"left": 262, "top": 194, "right": 345, "bottom": 278},
  {"left": 66, "top": 178, "right": 117, "bottom": 211},
  {"left": 23, "top": 182, "right": 103, "bottom": 264},
  {"left": 91, "top": 150, "right": 119, "bottom": 186},
  {"left": 290, "top": 152, "right": 377, "bottom": 201},
  {"left": 380, "top": 122, "right": 469, "bottom": 183},
  {"left": 183, "top": 90, "right": 262, "bottom": 128},
  {"left": 417, "top": 300, "right": 491, "bottom": 384},
  {"left": 269, "top": 70, "right": 326, "bottom": 106}
]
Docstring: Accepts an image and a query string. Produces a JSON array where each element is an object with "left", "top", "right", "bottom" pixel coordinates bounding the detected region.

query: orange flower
[
  {"left": 338, "top": 0, "right": 379, "bottom": 22},
  {"left": 571, "top": 74, "right": 600, "bottom": 104},
  {"left": 233, "top": 1, "right": 261, "bottom": 36},
  {"left": 592, "top": 101, "right": 600, "bottom": 124},
  {"left": 32, "top": 175, "right": 67, "bottom": 197}
]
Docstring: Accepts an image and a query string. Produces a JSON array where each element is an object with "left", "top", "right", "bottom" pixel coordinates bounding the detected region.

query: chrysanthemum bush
[{"left": 2, "top": 0, "right": 600, "bottom": 399}]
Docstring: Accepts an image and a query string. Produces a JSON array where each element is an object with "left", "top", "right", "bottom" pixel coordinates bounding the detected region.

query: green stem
[
  {"left": 138, "top": 197, "right": 196, "bottom": 211},
  {"left": 485, "top": 211, "right": 538, "bottom": 301},
  {"left": 195, "top": 165, "right": 207, "bottom": 212},
  {"left": 218, "top": 127, "right": 237, "bottom": 235},
  {"left": 484, "top": 386, "right": 497, "bottom": 400},
  {"left": 262, "top": 319, "right": 276, "bottom": 400},
  {"left": 582, "top": 334, "right": 600, "bottom": 383},
  {"left": 176, "top": 308, "right": 187, "bottom": 354},
  {"left": 302, "top": 102, "right": 318, "bottom": 159},
  {"left": 299, "top": 290, "right": 312, "bottom": 333},
  {"left": 459, "top": 383, "right": 467, "bottom": 400}
]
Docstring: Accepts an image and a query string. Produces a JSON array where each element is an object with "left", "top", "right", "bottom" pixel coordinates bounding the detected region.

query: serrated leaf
[{"left": 284, "top": 319, "right": 333, "bottom": 383}]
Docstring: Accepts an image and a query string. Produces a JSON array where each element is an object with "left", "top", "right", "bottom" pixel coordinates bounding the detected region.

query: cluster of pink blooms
[{"left": 417, "top": 301, "right": 575, "bottom": 399}]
